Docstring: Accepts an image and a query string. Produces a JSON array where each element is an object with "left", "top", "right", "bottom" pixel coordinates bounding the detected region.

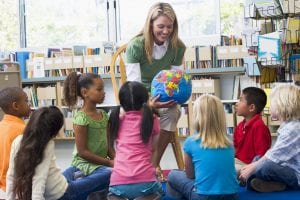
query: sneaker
[{"left": 250, "top": 178, "right": 287, "bottom": 192}]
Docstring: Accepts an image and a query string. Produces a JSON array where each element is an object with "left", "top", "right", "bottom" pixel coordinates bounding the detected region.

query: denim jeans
[
  {"left": 59, "top": 166, "right": 112, "bottom": 200},
  {"left": 109, "top": 181, "right": 164, "bottom": 199},
  {"left": 247, "top": 159, "right": 300, "bottom": 190},
  {"left": 167, "top": 170, "right": 238, "bottom": 200}
]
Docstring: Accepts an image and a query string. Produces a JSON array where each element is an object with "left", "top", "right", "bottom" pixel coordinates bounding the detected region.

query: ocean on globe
[{"left": 151, "top": 69, "right": 192, "bottom": 104}]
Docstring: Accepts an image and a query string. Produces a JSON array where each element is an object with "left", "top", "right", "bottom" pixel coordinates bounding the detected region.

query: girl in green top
[
  {"left": 63, "top": 72, "right": 114, "bottom": 199},
  {"left": 125, "top": 2, "right": 186, "bottom": 181}
]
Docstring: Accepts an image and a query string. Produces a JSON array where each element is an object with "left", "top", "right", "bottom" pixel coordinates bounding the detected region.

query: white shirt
[
  {"left": 126, "top": 40, "right": 183, "bottom": 82},
  {"left": 6, "top": 135, "right": 68, "bottom": 200}
]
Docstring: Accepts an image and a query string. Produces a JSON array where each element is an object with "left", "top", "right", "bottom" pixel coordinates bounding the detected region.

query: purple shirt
[{"left": 110, "top": 111, "right": 160, "bottom": 185}]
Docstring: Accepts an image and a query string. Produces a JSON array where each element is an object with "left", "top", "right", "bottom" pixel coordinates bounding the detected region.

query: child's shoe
[{"left": 250, "top": 178, "right": 286, "bottom": 192}]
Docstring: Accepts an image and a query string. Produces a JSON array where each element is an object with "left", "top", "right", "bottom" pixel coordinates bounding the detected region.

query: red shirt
[{"left": 234, "top": 114, "right": 271, "bottom": 164}]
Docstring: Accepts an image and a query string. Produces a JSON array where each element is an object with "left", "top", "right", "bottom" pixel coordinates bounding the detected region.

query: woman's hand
[{"left": 149, "top": 95, "right": 177, "bottom": 109}]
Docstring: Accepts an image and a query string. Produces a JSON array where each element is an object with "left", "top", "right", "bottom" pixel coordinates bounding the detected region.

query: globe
[{"left": 151, "top": 69, "right": 192, "bottom": 104}]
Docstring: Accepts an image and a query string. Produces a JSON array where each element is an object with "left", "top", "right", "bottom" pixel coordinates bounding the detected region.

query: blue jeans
[
  {"left": 167, "top": 170, "right": 238, "bottom": 200},
  {"left": 247, "top": 159, "right": 300, "bottom": 190},
  {"left": 109, "top": 181, "right": 164, "bottom": 199},
  {"left": 59, "top": 166, "right": 112, "bottom": 200}
]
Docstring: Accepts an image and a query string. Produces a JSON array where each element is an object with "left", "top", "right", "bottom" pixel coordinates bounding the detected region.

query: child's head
[
  {"left": 109, "top": 81, "right": 153, "bottom": 146},
  {"left": 63, "top": 72, "right": 105, "bottom": 107},
  {"left": 270, "top": 84, "right": 300, "bottom": 121},
  {"left": 119, "top": 81, "right": 149, "bottom": 111},
  {"left": 13, "top": 106, "right": 64, "bottom": 199},
  {"left": 0, "top": 87, "right": 31, "bottom": 118},
  {"left": 236, "top": 87, "right": 267, "bottom": 117},
  {"left": 193, "top": 94, "right": 230, "bottom": 148}
]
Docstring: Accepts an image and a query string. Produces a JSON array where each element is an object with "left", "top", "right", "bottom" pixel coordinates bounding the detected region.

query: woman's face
[{"left": 152, "top": 15, "right": 174, "bottom": 45}]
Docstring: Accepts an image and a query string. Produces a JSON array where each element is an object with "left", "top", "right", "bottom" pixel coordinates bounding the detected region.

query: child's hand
[
  {"left": 149, "top": 95, "right": 176, "bottom": 109},
  {"left": 239, "top": 162, "right": 257, "bottom": 182},
  {"left": 108, "top": 159, "right": 114, "bottom": 167}
]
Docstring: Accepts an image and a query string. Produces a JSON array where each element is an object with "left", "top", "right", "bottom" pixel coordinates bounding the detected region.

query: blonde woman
[
  {"left": 240, "top": 84, "right": 300, "bottom": 192},
  {"left": 167, "top": 95, "right": 238, "bottom": 200},
  {"left": 125, "top": 2, "right": 186, "bottom": 179}
]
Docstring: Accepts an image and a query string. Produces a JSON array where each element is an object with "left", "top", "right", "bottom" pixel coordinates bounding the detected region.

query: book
[
  {"left": 285, "top": 17, "right": 300, "bottom": 44},
  {"left": 258, "top": 32, "right": 282, "bottom": 66},
  {"left": 290, "top": 54, "right": 300, "bottom": 73},
  {"left": 73, "top": 45, "right": 87, "bottom": 56},
  {"left": 243, "top": 56, "right": 261, "bottom": 76},
  {"left": 16, "top": 51, "right": 30, "bottom": 79},
  {"left": 278, "top": 0, "right": 300, "bottom": 14},
  {"left": 252, "top": 0, "right": 282, "bottom": 17}
]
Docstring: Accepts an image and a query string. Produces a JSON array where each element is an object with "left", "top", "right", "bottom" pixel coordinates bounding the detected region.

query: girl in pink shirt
[{"left": 108, "top": 81, "right": 163, "bottom": 200}]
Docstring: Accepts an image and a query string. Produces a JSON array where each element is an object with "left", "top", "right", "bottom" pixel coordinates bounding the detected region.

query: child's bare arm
[
  {"left": 184, "top": 152, "right": 195, "bottom": 179},
  {"left": 151, "top": 134, "right": 160, "bottom": 165},
  {"left": 74, "top": 124, "right": 112, "bottom": 167},
  {"left": 106, "top": 126, "right": 115, "bottom": 160}
]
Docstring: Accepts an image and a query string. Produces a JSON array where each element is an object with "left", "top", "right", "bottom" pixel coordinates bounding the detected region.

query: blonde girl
[{"left": 167, "top": 94, "right": 238, "bottom": 200}]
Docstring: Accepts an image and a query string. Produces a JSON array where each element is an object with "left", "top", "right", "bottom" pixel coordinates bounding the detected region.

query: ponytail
[
  {"left": 141, "top": 103, "right": 154, "bottom": 144},
  {"left": 63, "top": 72, "right": 100, "bottom": 107},
  {"left": 63, "top": 72, "right": 79, "bottom": 107},
  {"left": 108, "top": 106, "right": 121, "bottom": 149}
]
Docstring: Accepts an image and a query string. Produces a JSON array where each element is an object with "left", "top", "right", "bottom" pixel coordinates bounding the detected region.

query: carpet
[{"left": 161, "top": 171, "right": 300, "bottom": 200}]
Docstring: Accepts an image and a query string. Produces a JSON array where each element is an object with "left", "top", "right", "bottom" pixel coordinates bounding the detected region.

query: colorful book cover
[
  {"left": 258, "top": 32, "right": 282, "bottom": 66},
  {"left": 243, "top": 56, "right": 261, "bottom": 76}
]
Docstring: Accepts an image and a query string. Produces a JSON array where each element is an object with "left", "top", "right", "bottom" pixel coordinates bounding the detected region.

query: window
[
  {"left": 25, "top": 0, "right": 107, "bottom": 47},
  {"left": 0, "top": 0, "right": 19, "bottom": 51},
  {"left": 117, "top": 0, "right": 221, "bottom": 46},
  {"left": 220, "top": 0, "right": 244, "bottom": 36}
]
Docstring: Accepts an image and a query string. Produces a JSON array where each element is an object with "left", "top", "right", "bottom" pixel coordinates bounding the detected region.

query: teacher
[{"left": 125, "top": 2, "right": 186, "bottom": 180}]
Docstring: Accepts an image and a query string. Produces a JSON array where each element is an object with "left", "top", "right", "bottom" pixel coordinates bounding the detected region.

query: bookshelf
[
  {"left": 242, "top": 0, "right": 300, "bottom": 134},
  {"left": 0, "top": 62, "right": 22, "bottom": 120},
  {"left": 18, "top": 41, "right": 253, "bottom": 140}
]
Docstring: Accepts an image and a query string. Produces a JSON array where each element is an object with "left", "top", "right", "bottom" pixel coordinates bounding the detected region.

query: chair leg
[{"left": 170, "top": 131, "right": 184, "bottom": 170}]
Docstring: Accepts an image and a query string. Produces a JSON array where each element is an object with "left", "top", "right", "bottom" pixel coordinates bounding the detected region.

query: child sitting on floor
[
  {"left": 239, "top": 84, "right": 300, "bottom": 192},
  {"left": 0, "top": 87, "right": 31, "bottom": 194},
  {"left": 107, "top": 81, "right": 163, "bottom": 200},
  {"left": 234, "top": 87, "right": 271, "bottom": 174},
  {"left": 167, "top": 94, "right": 238, "bottom": 200}
]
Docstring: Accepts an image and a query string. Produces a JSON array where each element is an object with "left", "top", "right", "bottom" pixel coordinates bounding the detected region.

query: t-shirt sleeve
[
  {"left": 126, "top": 39, "right": 143, "bottom": 64},
  {"left": 73, "top": 111, "right": 89, "bottom": 126},
  {"left": 183, "top": 136, "right": 193, "bottom": 156},
  {"left": 173, "top": 47, "right": 186, "bottom": 66}
]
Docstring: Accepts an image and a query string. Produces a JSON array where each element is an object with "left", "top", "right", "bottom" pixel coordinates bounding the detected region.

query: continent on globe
[{"left": 151, "top": 69, "right": 192, "bottom": 104}]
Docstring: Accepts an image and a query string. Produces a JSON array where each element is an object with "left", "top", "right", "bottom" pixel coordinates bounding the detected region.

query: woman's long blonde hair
[
  {"left": 138, "top": 2, "right": 184, "bottom": 63},
  {"left": 270, "top": 84, "right": 300, "bottom": 122},
  {"left": 192, "top": 94, "right": 231, "bottom": 148}
]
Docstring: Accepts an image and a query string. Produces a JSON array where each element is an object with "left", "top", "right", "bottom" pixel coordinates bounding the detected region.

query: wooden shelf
[
  {"left": 22, "top": 73, "right": 121, "bottom": 84},
  {"left": 185, "top": 67, "right": 245, "bottom": 75}
]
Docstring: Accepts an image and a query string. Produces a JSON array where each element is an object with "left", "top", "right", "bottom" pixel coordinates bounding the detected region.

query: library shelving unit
[
  {"left": 178, "top": 45, "right": 249, "bottom": 138},
  {"left": 242, "top": 0, "right": 300, "bottom": 134},
  {"left": 20, "top": 42, "right": 250, "bottom": 140},
  {"left": 21, "top": 53, "right": 122, "bottom": 140},
  {"left": 0, "top": 61, "right": 22, "bottom": 120}
]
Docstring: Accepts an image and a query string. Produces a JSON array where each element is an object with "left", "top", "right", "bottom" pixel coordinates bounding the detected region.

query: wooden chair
[{"left": 109, "top": 44, "right": 184, "bottom": 170}]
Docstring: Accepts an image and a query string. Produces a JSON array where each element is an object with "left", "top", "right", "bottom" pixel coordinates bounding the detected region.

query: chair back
[{"left": 110, "top": 44, "right": 127, "bottom": 104}]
